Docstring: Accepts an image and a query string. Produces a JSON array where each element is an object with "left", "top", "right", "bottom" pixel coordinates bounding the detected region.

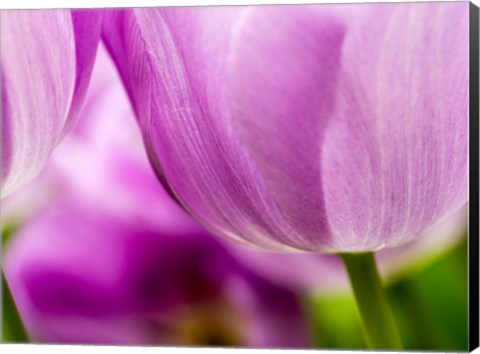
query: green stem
[
  {"left": 2, "top": 272, "right": 29, "bottom": 342},
  {"left": 340, "top": 252, "right": 402, "bottom": 349}
]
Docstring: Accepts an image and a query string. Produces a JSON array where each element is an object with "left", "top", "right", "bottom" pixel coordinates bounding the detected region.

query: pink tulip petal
[
  {"left": 1, "top": 11, "right": 76, "bottom": 196},
  {"left": 103, "top": 7, "right": 346, "bottom": 251},
  {"left": 1, "top": 10, "right": 101, "bottom": 197},
  {"left": 320, "top": 3, "right": 469, "bottom": 250},
  {"left": 226, "top": 6, "right": 345, "bottom": 247},
  {"left": 103, "top": 3, "right": 468, "bottom": 252},
  {"left": 62, "top": 10, "right": 104, "bottom": 133}
]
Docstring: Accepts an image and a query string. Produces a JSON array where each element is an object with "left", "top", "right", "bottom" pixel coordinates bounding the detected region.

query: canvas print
[{"left": 0, "top": 1, "right": 478, "bottom": 351}]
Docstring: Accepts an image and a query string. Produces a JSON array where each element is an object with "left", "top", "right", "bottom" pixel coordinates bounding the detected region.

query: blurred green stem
[
  {"left": 340, "top": 252, "right": 402, "bottom": 349},
  {"left": 2, "top": 272, "right": 28, "bottom": 342}
]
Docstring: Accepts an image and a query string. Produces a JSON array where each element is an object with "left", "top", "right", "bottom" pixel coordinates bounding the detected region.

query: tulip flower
[
  {"left": 102, "top": 3, "right": 468, "bottom": 253},
  {"left": 2, "top": 47, "right": 311, "bottom": 347},
  {"left": 102, "top": 3, "right": 469, "bottom": 348},
  {"left": 1, "top": 10, "right": 102, "bottom": 198}
]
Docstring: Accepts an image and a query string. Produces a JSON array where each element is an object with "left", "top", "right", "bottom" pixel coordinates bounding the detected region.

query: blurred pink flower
[{"left": 4, "top": 201, "right": 312, "bottom": 347}]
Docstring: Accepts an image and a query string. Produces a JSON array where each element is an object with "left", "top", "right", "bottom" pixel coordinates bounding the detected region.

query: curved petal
[
  {"left": 102, "top": 6, "right": 346, "bottom": 251},
  {"left": 1, "top": 10, "right": 101, "bottom": 198},
  {"left": 1, "top": 10, "right": 76, "bottom": 197},
  {"left": 320, "top": 2, "right": 469, "bottom": 250},
  {"left": 104, "top": 3, "right": 468, "bottom": 253},
  {"left": 62, "top": 10, "right": 104, "bottom": 132},
  {"left": 226, "top": 5, "right": 345, "bottom": 247}
]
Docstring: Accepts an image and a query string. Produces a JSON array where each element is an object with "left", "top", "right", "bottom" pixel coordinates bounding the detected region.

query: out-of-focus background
[{"left": 1, "top": 221, "right": 468, "bottom": 350}]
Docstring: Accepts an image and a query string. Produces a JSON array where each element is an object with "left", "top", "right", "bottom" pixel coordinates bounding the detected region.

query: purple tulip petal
[
  {"left": 226, "top": 6, "right": 345, "bottom": 247},
  {"left": 103, "top": 3, "right": 469, "bottom": 252},
  {"left": 102, "top": 7, "right": 346, "bottom": 251},
  {"left": 1, "top": 10, "right": 101, "bottom": 198},
  {"left": 62, "top": 10, "right": 104, "bottom": 133},
  {"left": 1, "top": 11, "right": 76, "bottom": 196},
  {"left": 320, "top": 3, "right": 469, "bottom": 250}
]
